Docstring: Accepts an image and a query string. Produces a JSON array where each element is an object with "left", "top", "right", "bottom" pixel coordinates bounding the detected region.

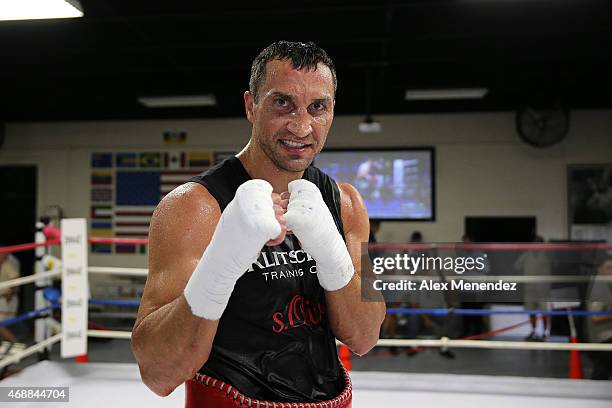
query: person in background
[
  {"left": 403, "top": 231, "right": 430, "bottom": 356},
  {"left": 0, "top": 250, "right": 20, "bottom": 342},
  {"left": 407, "top": 231, "right": 434, "bottom": 331},
  {"left": 514, "top": 235, "right": 551, "bottom": 341},
  {"left": 368, "top": 220, "right": 380, "bottom": 244},
  {"left": 460, "top": 233, "right": 488, "bottom": 338},
  {"left": 585, "top": 257, "right": 612, "bottom": 380},
  {"left": 378, "top": 227, "right": 427, "bottom": 355}
]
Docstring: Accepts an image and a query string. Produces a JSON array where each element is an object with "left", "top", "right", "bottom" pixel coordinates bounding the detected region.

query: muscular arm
[
  {"left": 324, "top": 183, "right": 386, "bottom": 356},
  {"left": 131, "top": 183, "right": 221, "bottom": 397}
]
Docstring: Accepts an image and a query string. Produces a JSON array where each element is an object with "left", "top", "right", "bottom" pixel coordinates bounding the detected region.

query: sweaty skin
[{"left": 131, "top": 59, "right": 386, "bottom": 397}]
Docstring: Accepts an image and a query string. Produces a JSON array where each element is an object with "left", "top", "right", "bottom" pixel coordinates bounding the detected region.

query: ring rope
[
  {"left": 0, "top": 304, "right": 60, "bottom": 328},
  {"left": 375, "top": 338, "right": 612, "bottom": 352},
  {"left": 0, "top": 334, "right": 61, "bottom": 370},
  {"left": 87, "top": 329, "right": 131, "bottom": 340},
  {"left": 386, "top": 308, "right": 612, "bottom": 316},
  {"left": 88, "top": 237, "right": 148, "bottom": 245},
  {"left": 88, "top": 266, "right": 148, "bottom": 276},
  {"left": 384, "top": 274, "right": 612, "bottom": 282},
  {"left": 89, "top": 299, "right": 140, "bottom": 307},
  {"left": 369, "top": 242, "right": 612, "bottom": 251},
  {"left": 0, "top": 269, "right": 61, "bottom": 291},
  {"left": 0, "top": 240, "right": 60, "bottom": 255}
]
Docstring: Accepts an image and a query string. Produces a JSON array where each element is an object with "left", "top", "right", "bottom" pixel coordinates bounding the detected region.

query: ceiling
[{"left": 1, "top": 0, "right": 611, "bottom": 121}]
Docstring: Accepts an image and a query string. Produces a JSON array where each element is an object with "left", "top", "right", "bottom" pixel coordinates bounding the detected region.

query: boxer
[{"left": 131, "top": 41, "right": 386, "bottom": 407}]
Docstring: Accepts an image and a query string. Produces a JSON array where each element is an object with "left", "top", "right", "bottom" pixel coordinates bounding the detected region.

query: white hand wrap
[
  {"left": 184, "top": 179, "right": 281, "bottom": 320},
  {"left": 284, "top": 179, "right": 355, "bottom": 291}
]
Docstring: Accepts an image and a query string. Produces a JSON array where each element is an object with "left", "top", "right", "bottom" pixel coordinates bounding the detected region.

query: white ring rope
[
  {"left": 4, "top": 266, "right": 607, "bottom": 293},
  {"left": 375, "top": 338, "right": 612, "bottom": 352},
  {"left": 2, "top": 331, "right": 611, "bottom": 371},
  {"left": 88, "top": 266, "right": 148, "bottom": 276},
  {"left": 80, "top": 331, "right": 612, "bottom": 351},
  {"left": 0, "top": 269, "right": 61, "bottom": 291},
  {"left": 87, "top": 330, "right": 131, "bottom": 340},
  {"left": 0, "top": 334, "right": 61, "bottom": 370}
]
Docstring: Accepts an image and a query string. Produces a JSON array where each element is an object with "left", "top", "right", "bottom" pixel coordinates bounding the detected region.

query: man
[
  {"left": 585, "top": 257, "right": 612, "bottom": 380},
  {"left": 514, "top": 235, "right": 551, "bottom": 341},
  {"left": 0, "top": 251, "right": 20, "bottom": 342},
  {"left": 131, "top": 41, "right": 386, "bottom": 407}
]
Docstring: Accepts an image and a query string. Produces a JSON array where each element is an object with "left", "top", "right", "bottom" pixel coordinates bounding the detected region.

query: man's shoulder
[
  {"left": 190, "top": 157, "right": 249, "bottom": 209},
  {"left": 336, "top": 181, "right": 368, "bottom": 234},
  {"left": 191, "top": 156, "right": 237, "bottom": 183}
]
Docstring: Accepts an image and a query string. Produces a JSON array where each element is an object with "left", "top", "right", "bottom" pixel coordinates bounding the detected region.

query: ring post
[{"left": 60, "top": 219, "right": 89, "bottom": 362}]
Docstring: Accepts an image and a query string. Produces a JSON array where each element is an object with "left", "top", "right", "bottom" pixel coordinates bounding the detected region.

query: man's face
[{"left": 245, "top": 59, "right": 335, "bottom": 172}]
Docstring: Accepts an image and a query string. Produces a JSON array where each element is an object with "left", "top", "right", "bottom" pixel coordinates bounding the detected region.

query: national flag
[
  {"left": 91, "top": 188, "right": 112, "bottom": 202},
  {"left": 92, "top": 153, "right": 113, "bottom": 168},
  {"left": 91, "top": 171, "right": 112, "bottom": 185},
  {"left": 114, "top": 171, "right": 160, "bottom": 238},
  {"left": 188, "top": 151, "right": 211, "bottom": 168},
  {"left": 91, "top": 244, "right": 112, "bottom": 254},
  {"left": 115, "top": 244, "right": 136, "bottom": 254},
  {"left": 113, "top": 206, "right": 155, "bottom": 237},
  {"left": 116, "top": 152, "right": 138, "bottom": 168},
  {"left": 91, "top": 205, "right": 112, "bottom": 219},
  {"left": 164, "top": 152, "right": 186, "bottom": 169},
  {"left": 114, "top": 243, "right": 147, "bottom": 254},
  {"left": 159, "top": 170, "right": 203, "bottom": 199},
  {"left": 140, "top": 152, "right": 161, "bottom": 168},
  {"left": 116, "top": 171, "right": 160, "bottom": 206},
  {"left": 90, "top": 221, "right": 113, "bottom": 237},
  {"left": 163, "top": 129, "right": 187, "bottom": 144}
]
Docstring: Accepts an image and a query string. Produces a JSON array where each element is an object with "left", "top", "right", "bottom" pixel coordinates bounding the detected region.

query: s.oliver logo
[{"left": 272, "top": 295, "right": 325, "bottom": 334}]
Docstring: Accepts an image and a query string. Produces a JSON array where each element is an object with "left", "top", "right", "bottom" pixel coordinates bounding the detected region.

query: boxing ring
[
  {"left": 1, "top": 219, "right": 612, "bottom": 407},
  {"left": 2, "top": 361, "right": 612, "bottom": 408}
]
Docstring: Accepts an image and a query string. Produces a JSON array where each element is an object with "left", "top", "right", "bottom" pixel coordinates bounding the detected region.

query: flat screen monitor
[{"left": 315, "top": 148, "right": 435, "bottom": 221}]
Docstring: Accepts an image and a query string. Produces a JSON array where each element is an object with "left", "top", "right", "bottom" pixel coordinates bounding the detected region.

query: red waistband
[{"left": 185, "top": 366, "right": 352, "bottom": 408}]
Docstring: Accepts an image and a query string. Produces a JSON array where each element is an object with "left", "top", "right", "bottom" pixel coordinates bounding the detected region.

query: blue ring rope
[
  {"left": 0, "top": 304, "right": 60, "bottom": 328},
  {"left": 88, "top": 299, "right": 140, "bottom": 307},
  {"left": 3, "top": 302, "right": 611, "bottom": 328}
]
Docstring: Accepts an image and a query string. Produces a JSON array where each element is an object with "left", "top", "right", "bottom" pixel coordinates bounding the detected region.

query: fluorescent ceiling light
[
  {"left": 405, "top": 88, "right": 489, "bottom": 101},
  {"left": 358, "top": 121, "right": 382, "bottom": 133},
  {"left": 138, "top": 94, "right": 217, "bottom": 108},
  {"left": 358, "top": 116, "right": 382, "bottom": 133},
  {"left": 0, "top": 0, "right": 84, "bottom": 21}
]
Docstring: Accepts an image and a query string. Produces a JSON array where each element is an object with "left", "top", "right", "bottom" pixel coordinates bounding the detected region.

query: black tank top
[{"left": 188, "top": 157, "right": 345, "bottom": 402}]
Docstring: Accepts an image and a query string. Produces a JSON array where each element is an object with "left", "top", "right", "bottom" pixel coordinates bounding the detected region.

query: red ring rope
[
  {"left": 370, "top": 242, "right": 612, "bottom": 251},
  {"left": 0, "top": 237, "right": 149, "bottom": 254}
]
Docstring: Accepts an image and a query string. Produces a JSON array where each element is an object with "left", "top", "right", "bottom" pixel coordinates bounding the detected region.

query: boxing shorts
[{"left": 185, "top": 365, "right": 352, "bottom": 408}]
